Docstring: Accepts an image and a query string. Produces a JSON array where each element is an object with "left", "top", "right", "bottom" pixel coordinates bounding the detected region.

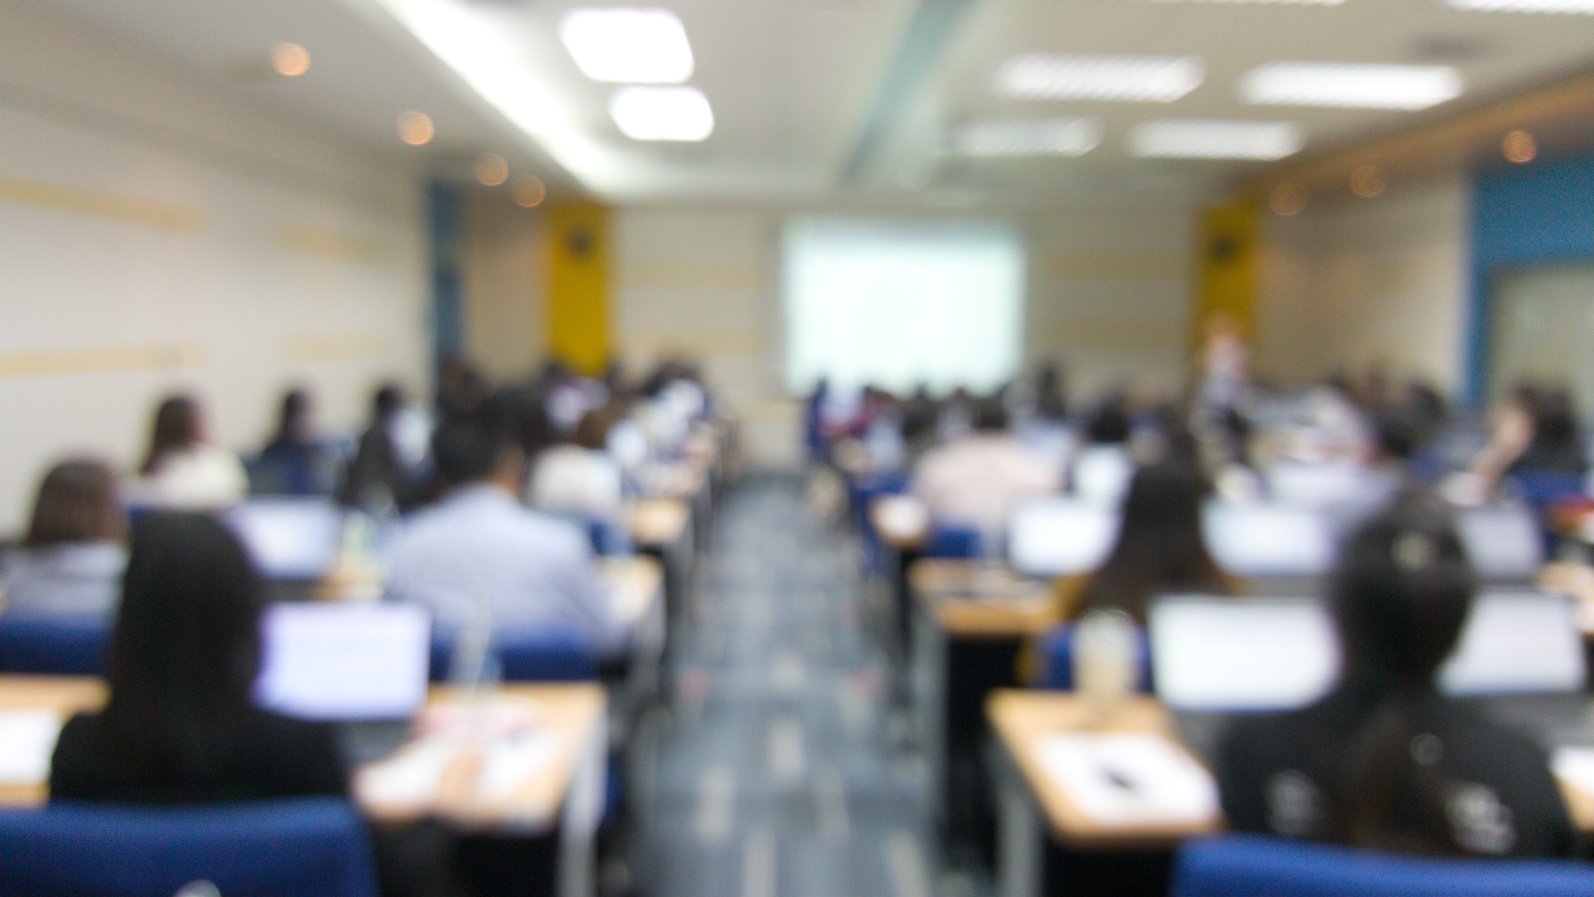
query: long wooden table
[{"left": 987, "top": 688, "right": 1594, "bottom": 897}]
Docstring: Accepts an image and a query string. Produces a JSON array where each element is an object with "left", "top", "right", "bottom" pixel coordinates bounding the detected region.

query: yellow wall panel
[{"left": 543, "top": 202, "right": 611, "bottom": 375}]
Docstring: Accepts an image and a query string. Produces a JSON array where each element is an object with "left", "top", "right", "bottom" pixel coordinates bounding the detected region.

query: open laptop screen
[
  {"left": 1201, "top": 502, "right": 1337, "bottom": 579},
  {"left": 1006, "top": 498, "right": 1119, "bottom": 579},
  {"left": 224, "top": 497, "right": 344, "bottom": 581},
  {"left": 254, "top": 603, "right": 430, "bottom": 721}
]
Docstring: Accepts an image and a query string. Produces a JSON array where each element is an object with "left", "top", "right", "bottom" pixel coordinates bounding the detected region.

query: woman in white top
[
  {"left": 128, "top": 394, "right": 248, "bottom": 510},
  {"left": 2, "top": 458, "right": 127, "bottom": 617},
  {"left": 529, "top": 406, "right": 625, "bottom": 520}
]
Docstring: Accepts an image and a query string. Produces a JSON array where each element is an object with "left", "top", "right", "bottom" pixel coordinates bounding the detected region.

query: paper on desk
[
  {"left": 357, "top": 731, "right": 560, "bottom": 809},
  {"left": 1553, "top": 747, "right": 1594, "bottom": 795},
  {"left": 1038, "top": 732, "right": 1219, "bottom": 826},
  {"left": 0, "top": 710, "right": 65, "bottom": 784}
]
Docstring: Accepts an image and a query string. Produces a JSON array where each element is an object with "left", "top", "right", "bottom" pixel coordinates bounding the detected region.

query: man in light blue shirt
[{"left": 383, "top": 417, "right": 627, "bottom": 659}]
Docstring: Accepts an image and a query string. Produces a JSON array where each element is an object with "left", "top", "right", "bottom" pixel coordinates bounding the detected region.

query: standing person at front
[{"left": 1216, "top": 495, "right": 1577, "bottom": 858}]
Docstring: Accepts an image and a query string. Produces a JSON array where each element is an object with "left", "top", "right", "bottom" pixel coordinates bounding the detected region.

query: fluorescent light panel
[
  {"left": 994, "top": 54, "right": 1204, "bottom": 102},
  {"left": 1448, "top": 0, "right": 1594, "bottom": 10},
  {"left": 1147, "top": 0, "right": 1343, "bottom": 4},
  {"left": 1242, "top": 62, "right": 1463, "bottom": 109},
  {"left": 560, "top": 7, "right": 694, "bottom": 83},
  {"left": 1130, "top": 119, "right": 1304, "bottom": 159},
  {"left": 610, "top": 86, "right": 714, "bottom": 141},
  {"left": 954, "top": 118, "right": 1103, "bottom": 157}
]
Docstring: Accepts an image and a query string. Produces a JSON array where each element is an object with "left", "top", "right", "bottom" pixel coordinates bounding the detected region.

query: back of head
[
  {"left": 372, "top": 383, "right": 405, "bottom": 422},
  {"left": 1085, "top": 459, "right": 1223, "bottom": 622},
  {"left": 25, "top": 458, "right": 125, "bottom": 548},
  {"left": 1085, "top": 393, "right": 1131, "bottom": 445},
  {"left": 141, "top": 395, "right": 201, "bottom": 475},
  {"left": 431, "top": 417, "right": 521, "bottom": 489},
  {"left": 971, "top": 394, "right": 1009, "bottom": 433},
  {"left": 1330, "top": 494, "right": 1474, "bottom": 687},
  {"left": 106, "top": 513, "right": 265, "bottom": 744},
  {"left": 1326, "top": 495, "right": 1478, "bottom": 856},
  {"left": 275, "top": 387, "right": 310, "bottom": 441}
]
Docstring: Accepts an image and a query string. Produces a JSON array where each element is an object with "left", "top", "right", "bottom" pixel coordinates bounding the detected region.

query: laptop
[
  {"left": 1454, "top": 503, "right": 1544, "bottom": 584},
  {"left": 224, "top": 497, "right": 345, "bottom": 582},
  {"left": 254, "top": 603, "right": 431, "bottom": 721},
  {"left": 1006, "top": 497, "right": 1119, "bottom": 579},
  {"left": 1201, "top": 501, "right": 1337, "bottom": 580}
]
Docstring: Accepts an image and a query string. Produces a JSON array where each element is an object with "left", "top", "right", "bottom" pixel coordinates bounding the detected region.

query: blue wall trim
[
  {"left": 427, "top": 179, "right": 465, "bottom": 386},
  {"left": 1467, "top": 153, "right": 1594, "bottom": 405}
]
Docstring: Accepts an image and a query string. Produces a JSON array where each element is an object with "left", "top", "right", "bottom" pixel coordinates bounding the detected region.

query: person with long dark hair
[
  {"left": 254, "top": 387, "right": 335, "bottom": 495},
  {"left": 1055, "top": 459, "right": 1233, "bottom": 625},
  {"left": 49, "top": 512, "right": 344, "bottom": 801},
  {"left": 129, "top": 394, "right": 248, "bottom": 510},
  {"left": 1216, "top": 495, "right": 1577, "bottom": 857},
  {"left": 339, "top": 382, "right": 427, "bottom": 512},
  {"left": 2, "top": 458, "right": 127, "bottom": 617}
]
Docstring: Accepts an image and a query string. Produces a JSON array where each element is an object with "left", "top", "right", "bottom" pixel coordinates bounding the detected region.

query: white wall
[
  {"left": 0, "top": 3, "right": 429, "bottom": 531},
  {"left": 1256, "top": 177, "right": 1468, "bottom": 393},
  {"left": 610, "top": 203, "right": 1196, "bottom": 467},
  {"left": 463, "top": 190, "right": 546, "bottom": 381}
]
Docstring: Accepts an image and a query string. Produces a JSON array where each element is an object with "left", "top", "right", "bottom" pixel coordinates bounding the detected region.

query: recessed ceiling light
[
  {"left": 1503, "top": 129, "right": 1538, "bottom": 163},
  {"left": 609, "top": 86, "right": 714, "bottom": 141},
  {"left": 511, "top": 176, "right": 547, "bottom": 208},
  {"left": 1241, "top": 62, "right": 1463, "bottom": 109},
  {"left": 271, "top": 43, "right": 311, "bottom": 77},
  {"left": 474, "top": 152, "right": 509, "bottom": 186},
  {"left": 954, "top": 118, "right": 1103, "bottom": 157},
  {"left": 1447, "top": 0, "right": 1594, "bottom": 11},
  {"left": 1350, "top": 164, "right": 1386, "bottom": 198},
  {"left": 993, "top": 54, "right": 1204, "bottom": 102},
  {"left": 1270, "top": 183, "right": 1309, "bottom": 216},
  {"left": 1129, "top": 119, "right": 1304, "bottom": 159},
  {"left": 396, "top": 111, "right": 435, "bottom": 146},
  {"left": 560, "top": 7, "right": 694, "bottom": 84}
]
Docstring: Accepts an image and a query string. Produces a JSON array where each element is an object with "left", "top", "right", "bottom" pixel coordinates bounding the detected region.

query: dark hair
[
  {"left": 271, "top": 388, "right": 311, "bottom": 446},
  {"left": 1325, "top": 494, "right": 1476, "bottom": 855},
  {"left": 972, "top": 395, "right": 1010, "bottom": 432},
  {"left": 1084, "top": 393, "right": 1132, "bottom": 445},
  {"left": 1076, "top": 460, "right": 1229, "bottom": 624},
  {"left": 372, "top": 383, "right": 405, "bottom": 421},
  {"left": 139, "top": 395, "right": 202, "bottom": 476},
  {"left": 102, "top": 513, "right": 266, "bottom": 775},
  {"left": 573, "top": 408, "right": 617, "bottom": 452},
  {"left": 1372, "top": 407, "right": 1425, "bottom": 462},
  {"left": 1035, "top": 362, "right": 1069, "bottom": 420},
  {"left": 431, "top": 418, "right": 519, "bottom": 486},
  {"left": 24, "top": 459, "right": 125, "bottom": 547}
]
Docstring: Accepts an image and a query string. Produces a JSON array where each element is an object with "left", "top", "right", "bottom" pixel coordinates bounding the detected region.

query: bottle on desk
[{"left": 1073, "top": 608, "right": 1137, "bottom": 725}]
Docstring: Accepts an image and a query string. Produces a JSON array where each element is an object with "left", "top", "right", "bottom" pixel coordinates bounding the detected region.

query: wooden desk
[
  {"left": 601, "top": 556, "right": 664, "bottom": 631},
  {"left": 624, "top": 498, "right": 691, "bottom": 553},
  {"left": 908, "top": 560, "right": 1055, "bottom": 848},
  {"left": 987, "top": 688, "right": 1594, "bottom": 897}
]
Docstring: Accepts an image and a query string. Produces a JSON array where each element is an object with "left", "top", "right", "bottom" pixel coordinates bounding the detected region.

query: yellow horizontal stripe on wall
[
  {"left": 1037, "top": 251, "right": 1183, "bottom": 282},
  {"left": 278, "top": 225, "right": 392, "bottom": 265},
  {"left": 0, "top": 343, "right": 207, "bottom": 378},
  {"left": 619, "top": 261, "right": 766, "bottom": 292},
  {"left": 283, "top": 332, "right": 393, "bottom": 362},
  {"left": 0, "top": 176, "right": 205, "bottom": 233}
]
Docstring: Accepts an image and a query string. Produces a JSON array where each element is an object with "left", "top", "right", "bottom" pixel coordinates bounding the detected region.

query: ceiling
[{"left": 26, "top": 0, "right": 1594, "bottom": 210}]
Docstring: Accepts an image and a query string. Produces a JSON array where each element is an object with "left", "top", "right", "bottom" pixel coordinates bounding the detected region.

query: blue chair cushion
[
  {"left": 0, "top": 615, "right": 110, "bottom": 676},
  {"left": 429, "top": 625, "right": 597, "bottom": 682},
  {"left": 924, "top": 523, "right": 984, "bottom": 559},
  {"left": 0, "top": 798, "right": 379, "bottom": 897},
  {"left": 1172, "top": 833, "right": 1594, "bottom": 897},
  {"left": 1033, "top": 622, "right": 1153, "bottom": 692}
]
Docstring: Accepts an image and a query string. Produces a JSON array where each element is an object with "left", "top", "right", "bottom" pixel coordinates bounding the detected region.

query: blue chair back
[
  {"left": 429, "top": 625, "right": 597, "bottom": 682},
  {"left": 1032, "top": 622, "right": 1154, "bottom": 691},
  {"left": 1171, "top": 833, "right": 1594, "bottom": 897},
  {"left": 924, "top": 522, "right": 984, "bottom": 559},
  {"left": 0, "top": 798, "right": 379, "bottom": 897},
  {"left": 587, "top": 517, "right": 635, "bottom": 557},
  {"left": 0, "top": 615, "right": 111, "bottom": 676}
]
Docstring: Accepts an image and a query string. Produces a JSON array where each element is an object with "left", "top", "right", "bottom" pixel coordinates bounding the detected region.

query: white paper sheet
[
  {"left": 1037, "top": 732, "right": 1219, "bottom": 825},
  {"left": 356, "top": 730, "right": 560, "bottom": 810},
  {"left": 0, "top": 710, "right": 65, "bottom": 784}
]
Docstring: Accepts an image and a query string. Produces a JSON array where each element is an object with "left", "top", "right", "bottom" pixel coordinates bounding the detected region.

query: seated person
[
  {"left": 1055, "top": 460, "right": 1234, "bottom": 625},
  {"left": 528, "top": 407, "right": 624, "bottom": 521},
  {"left": 127, "top": 394, "right": 248, "bottom": 511},
  {"left": 253, "top": 387, "right": 335, "bottom": 496},
  {"left": 1216, "top": 495, "right": 1577, "bottom": 858},
  {"left": 2, "top": 458, "right": 127, "bottom": 617},
  {"left": 339, "top": 383, "right": 428, "bottom": 513},
  {"left": 384, "top": 417, "right": 626, "bottom": 658},
  {"left": 911, "top": 395, "right": 1061, "bottom": 536},
  {"left": 50, "top": 512, "right": 344, "bottom": 801}
]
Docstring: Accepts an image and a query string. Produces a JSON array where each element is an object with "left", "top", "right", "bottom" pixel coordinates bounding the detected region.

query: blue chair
[
  {"left": 1171, "top": 833, "right": 1594, "bottom": 897},
  {"left": 923, "top": 522, "right": 984, "bottom": 559},
  {"left": 1032, "top": 622, "right": 1154, "bottom": 692},
  {"left": 586, "top": 517, "right": 635, "bottom": 557},
  {"left": 429, "top": 625, "right": 597, "bottom": 682},
  {"left": 0, "top": 615, "right": 111, "bottom": 676},
  {"left": 0, "top": 798, "right": 379, "bottom": 897}
]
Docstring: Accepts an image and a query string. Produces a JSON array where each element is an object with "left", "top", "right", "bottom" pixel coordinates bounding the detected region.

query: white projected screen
[{"left": 783, "top": 218, "right": 1025, "bottom": 394}]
